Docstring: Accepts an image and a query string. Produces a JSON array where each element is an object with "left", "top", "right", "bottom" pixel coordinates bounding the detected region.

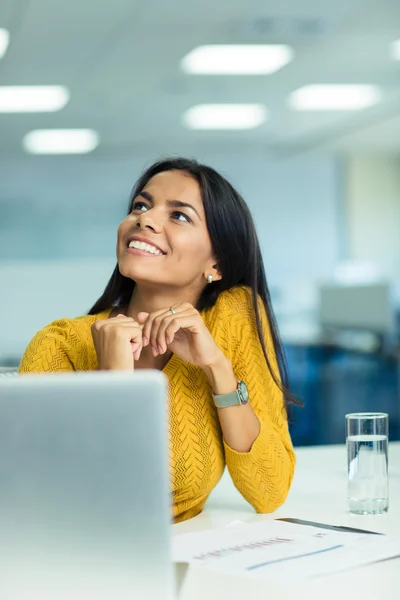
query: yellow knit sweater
[{"left": 19, "top": 286, "right": 295, "bottom": 523}]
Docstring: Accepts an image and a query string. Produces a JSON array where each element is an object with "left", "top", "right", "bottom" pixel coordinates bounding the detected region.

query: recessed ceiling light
[
  {"left": 23, "top": 129, "right": 99, "bottom": 154},
  {"left": 0, "top": 28, "right": 10, "bottom": 59},
  {"left": 288, "top": 85, "right": 381, "bottom": 110},
  {"left": 0, "top": 86, "right": 69, "bottom": 112},
  {"left": 391, "top": 39, "right": 400, "bottom": 60},
  {"left": 181, "top": 45, "right": 293, "bottom": 75},
  {"left": 183, "top": 104, "right": 268, "bottom": 130}
]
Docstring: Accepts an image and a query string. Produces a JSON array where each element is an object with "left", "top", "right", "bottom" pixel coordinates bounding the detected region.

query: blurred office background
[{"left": 0, "top": 0, "right": 399, "bottom": 445}]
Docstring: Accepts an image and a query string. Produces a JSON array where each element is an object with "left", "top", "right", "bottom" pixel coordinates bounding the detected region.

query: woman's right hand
[{"left": 91, "top": 314, "right": 143, "bottom": 371}]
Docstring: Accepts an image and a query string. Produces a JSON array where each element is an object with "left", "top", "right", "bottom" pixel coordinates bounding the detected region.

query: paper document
[{"left": 173, "top": 520, "right": 400, "bottom": 582}]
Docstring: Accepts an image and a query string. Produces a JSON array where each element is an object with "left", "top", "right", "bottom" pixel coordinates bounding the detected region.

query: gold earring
[{"left": 207, "top": 274, "right": 213, "bottom": 284}]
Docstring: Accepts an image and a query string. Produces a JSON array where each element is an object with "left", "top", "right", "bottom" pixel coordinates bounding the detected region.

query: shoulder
[
  {"left": 19, "top": 309, "right": 112, "bottom": 373},
  {"left": 23, "top": 310, "right": 112, "bottom": 354},
  {"left": 37, "top": 309, "right": 112, "bottom": 340},
  {"left": 207, "top": 286, "right": 258, "bottom": 319},
  {"left": 203, "top": 286, "right": 270, "bottom": 342},
  {"left": 202, "top": 286, "right": 260, "bottom": 334},
  {"left": 73, "top": 310, "right": 112, "bottom": 330}
]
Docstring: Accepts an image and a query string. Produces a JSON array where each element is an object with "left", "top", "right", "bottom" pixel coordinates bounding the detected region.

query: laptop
[{"left": 0, "top": 371, "right": 175, "bottom": 600}]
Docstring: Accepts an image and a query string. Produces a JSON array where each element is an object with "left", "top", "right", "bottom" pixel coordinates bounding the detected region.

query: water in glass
[{"left": 347, "top": 434, "right": 388, "bottom": 514}]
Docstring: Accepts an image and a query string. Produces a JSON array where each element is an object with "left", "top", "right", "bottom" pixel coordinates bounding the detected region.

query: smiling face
[{"left": 117, "top": 170, "right": 221, "bottom": 293}]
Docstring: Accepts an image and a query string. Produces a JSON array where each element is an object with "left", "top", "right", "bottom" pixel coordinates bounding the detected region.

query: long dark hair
[{"left": 89, "top": 157, "right": 299, "bottom": 409}]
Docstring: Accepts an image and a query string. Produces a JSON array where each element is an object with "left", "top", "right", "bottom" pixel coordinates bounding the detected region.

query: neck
[{"left": 125, "top": 283, "right": 202, "bottom": 320}]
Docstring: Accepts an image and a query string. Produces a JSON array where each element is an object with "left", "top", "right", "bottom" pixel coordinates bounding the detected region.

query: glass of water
[{"left": 346, "top": 413, "right": 389, "bottom": 515}]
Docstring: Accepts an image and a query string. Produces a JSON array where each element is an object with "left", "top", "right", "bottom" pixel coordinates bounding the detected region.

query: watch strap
[{"left": 212, "top": 381, "right": 249, "bottom": 409}]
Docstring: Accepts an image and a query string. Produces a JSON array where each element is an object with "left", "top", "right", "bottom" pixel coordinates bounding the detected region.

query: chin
[{"left": 118, "top": 262, "right": 161, "bottom": 284}]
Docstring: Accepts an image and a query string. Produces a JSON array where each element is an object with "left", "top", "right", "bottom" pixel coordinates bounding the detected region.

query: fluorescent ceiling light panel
[
  {"left": 391, "top": 39, "right": 400, "bottom": 60},
  {"left": 183, "top": 104, "right": 267, "bottom": 130},
  {"left": 0, "top": 28, "right": 10, "bottom": 59},
  {"left": 0, "top": 86, "right": 69, "bottom": 112},
  {"left": 181, "top": 44, "right": 293, "bottom": 75},
  {"left": 23, "top": 129, "right": 99, "bottom": 155},
  {"left": 289, "top": 85, "right": 381, "bottom": 110}
]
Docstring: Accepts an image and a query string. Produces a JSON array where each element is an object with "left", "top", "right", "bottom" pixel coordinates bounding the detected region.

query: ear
[{"left": 210, "top": 262, "right": 223, "bottom": 282}]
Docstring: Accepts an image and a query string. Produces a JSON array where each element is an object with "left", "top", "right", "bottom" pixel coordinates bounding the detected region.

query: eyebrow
[{"left": 138, "top": 190, "right": 202, "bottom": 220}]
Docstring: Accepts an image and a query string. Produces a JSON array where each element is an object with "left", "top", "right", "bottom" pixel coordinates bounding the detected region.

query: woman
[{"left": 19, "top": 157, "right": 296, "bottom": 523}]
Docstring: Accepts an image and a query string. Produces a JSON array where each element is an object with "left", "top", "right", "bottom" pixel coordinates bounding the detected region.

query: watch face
[{"left": 238, "top": 381, "right": 249, "bottom": 404}]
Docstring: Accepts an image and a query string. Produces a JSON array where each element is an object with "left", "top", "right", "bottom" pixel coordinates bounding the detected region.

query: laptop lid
[{"left": 0, "top": 371, "right": 175, "bottom": 600}]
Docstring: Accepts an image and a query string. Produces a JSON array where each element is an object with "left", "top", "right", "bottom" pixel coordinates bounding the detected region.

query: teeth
[{"left": 128, "top": 240, "right": 163, "bottom": 255}]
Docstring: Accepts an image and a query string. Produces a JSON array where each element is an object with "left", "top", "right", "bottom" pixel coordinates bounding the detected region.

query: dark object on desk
[{"left": 277, "top": 517, "right": 382, "bottom": 535}]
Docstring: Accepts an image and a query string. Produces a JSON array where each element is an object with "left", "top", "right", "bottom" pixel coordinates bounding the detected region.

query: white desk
[{"left": 174, "top": 442, "right": 400, "bottom": 600}]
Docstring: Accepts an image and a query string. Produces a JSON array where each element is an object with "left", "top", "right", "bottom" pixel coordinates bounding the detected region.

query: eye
[
  {"left": 172, "top": 211, "right": 192, "bottom": 223},
  {"left": 132, "top": 201, "right": 149, "bottom": 212}
]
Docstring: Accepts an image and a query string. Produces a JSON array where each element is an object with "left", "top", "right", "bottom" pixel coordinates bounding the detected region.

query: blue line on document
[{"left": 246, "top": 545, "right": 344, "bottom": 571}]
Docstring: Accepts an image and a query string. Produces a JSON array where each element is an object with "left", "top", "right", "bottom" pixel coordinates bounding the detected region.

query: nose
[{"left": 136, "top": 209, "right": 162, "bottom": 233}]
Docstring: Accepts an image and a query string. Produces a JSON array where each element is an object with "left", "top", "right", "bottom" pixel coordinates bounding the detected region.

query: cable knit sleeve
[
  {"left": 221, "top": 286, "right": 296, "bottom": 513},
  {"left": 18, "top": 320, "right": 77, "bottom": 373}
]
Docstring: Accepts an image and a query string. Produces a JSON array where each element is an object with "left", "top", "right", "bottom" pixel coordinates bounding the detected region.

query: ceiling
[{"left": 1, "top": 0, "right": 400, "bottom": 160}]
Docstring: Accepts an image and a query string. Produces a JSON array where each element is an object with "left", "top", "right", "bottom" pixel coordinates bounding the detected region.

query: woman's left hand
[{"left": 137, "top": 303, "right": 224, "bottom": 369}]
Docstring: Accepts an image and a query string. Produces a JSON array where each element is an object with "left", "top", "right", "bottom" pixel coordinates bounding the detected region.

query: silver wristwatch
[{"left": 212, "top": 380, "right": 249, "bottom": 409}]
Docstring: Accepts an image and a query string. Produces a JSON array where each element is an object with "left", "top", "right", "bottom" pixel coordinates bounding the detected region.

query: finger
[
  {"left": 95, "top": 317, "right": 139, "bottom": 331},
  {"left": 91, "top": 316, "right": 137, "bottom": 335},
  {"left": 137, "top": 312, "right": 150, "bottom": 325},
  {"left": 114, "top": 314, "right": 143, "bottom": 326},
  {"left": 132, "top": 340, "right": 142, "bottom": 361},
  {"left": 143, "top": 308, "right": 174, "bottom": 355},
  {"left": 157, "top": 308, "right": 199, "bottom": 352},
  {"left": 99, "top": 323, "right": 143, "bottom": 336},
  {"left": 136, "top": 312, "right": 150, "bottom": 346},
  {"left": 149, "top": 309, "right": 173, "bottom": 356},
  {"left": 144, "top": 305, "right": 190, "bottom": 355},
  {"left": 150, "top": 306, "right": 191, "bottom": 355},
  {"left": 156, "top": 313, "right": 181, "bottom": 352},
  {"left": 128, "top": 329, "right": 143, "bottom": 361},
  {"left": 112, "top": 321, "right": 142, "bottom": 327},
  {"left": 98, "top": 318, "right": 143, "bottom": 331},
  {"left": 165, "top": 313, "right": 203, "bottom": 343},
  {"left": 141, "top": 309, "right": 165, "bottom": 350},
  {"left": 103, "top": 323, "right": 143, "bottom": 351}
]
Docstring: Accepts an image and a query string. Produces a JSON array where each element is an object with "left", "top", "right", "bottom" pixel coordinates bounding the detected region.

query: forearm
[{"left": 203, "top": 355, "right": 260, "bottom": 453}]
